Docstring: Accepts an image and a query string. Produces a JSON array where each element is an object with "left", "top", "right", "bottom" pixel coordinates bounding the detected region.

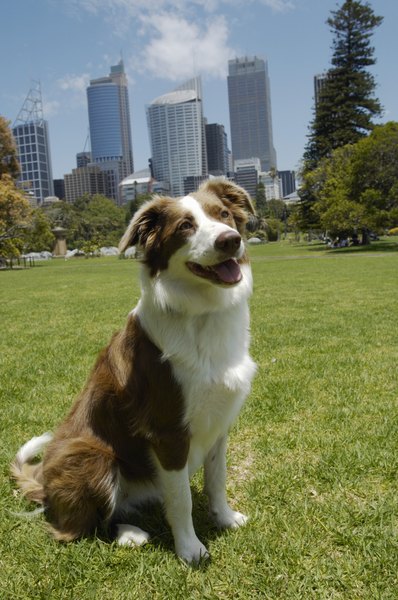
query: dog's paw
[
  {"left": 176, "top": 537, "right": 210, "bottom": 565},
  {"left": 116, "top": 524, "right": 150, "bottom": 547},
  {"left": 212, "top": 507, "right": 249, "bottom": 529}
]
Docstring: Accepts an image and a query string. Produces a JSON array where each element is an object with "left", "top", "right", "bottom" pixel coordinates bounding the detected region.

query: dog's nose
[{"left": 215, "top": 230, "right": 241, "bottom": 255}]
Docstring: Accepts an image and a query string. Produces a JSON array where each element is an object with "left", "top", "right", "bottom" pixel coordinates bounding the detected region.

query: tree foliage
[
  {"left": 44, "top": 194, "right": 127, "bottom": 249},
  {"left": 0, "top": 175, "right": 32, "bottom": 257},
  {"left": 0, "top": 116, "right": 20, "bottom": 180},
  {"left": 0, "top": 116, "right": 35, "bottom": 258},
  {"left": 308, "top": 122, "right": 398, "bottom": 240},
  {"left": 254, "top": 182, "right": 266, "bottom": 216},
  {"left": 23, "top": 209, "right": 55, "bottom": 253},
  {"left": 303, "top": 0, "right": 383, "bottom": 171}
]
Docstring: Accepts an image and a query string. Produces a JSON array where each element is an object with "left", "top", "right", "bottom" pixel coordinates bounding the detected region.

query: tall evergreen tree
[{"left": 304, "top": 0, "right": 383, "bottom": 171}]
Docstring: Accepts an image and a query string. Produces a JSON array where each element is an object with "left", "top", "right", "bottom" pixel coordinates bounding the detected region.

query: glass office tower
[
  {"left": 227, "top": 56, "right": 277, "bottom": 172},
  {"left": 87, "top": 60, "right": 134, "bottom": 202},
  {"left": 146, "top": 77, "right": 207, "bottom": 197},
  {"left": 205, "top": 122, "right": 229, "bottom": 176}
]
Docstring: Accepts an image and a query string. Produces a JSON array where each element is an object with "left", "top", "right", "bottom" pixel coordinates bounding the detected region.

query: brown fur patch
[
  {"left": 18, "top": 315, "right": 188, "bottom": 541},
  {"left": 197, "top": 179, "right": 255, "bottom": 236},
  {"left": 193, "top": 193, "right": 238, "bottom": 231},
  {"left": 43, "top": 435, "right": 117, "bottom": 540},
  {"left": 11, "top": 461, "right": 45, "bottom": 504},
  {"left": 119, "top": 197, "right": 196, "bottom": 276}
]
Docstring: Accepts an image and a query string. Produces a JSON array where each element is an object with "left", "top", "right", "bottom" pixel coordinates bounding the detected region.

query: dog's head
[{"left": 119, "top": 179, "right": 255, "bottom": 287}]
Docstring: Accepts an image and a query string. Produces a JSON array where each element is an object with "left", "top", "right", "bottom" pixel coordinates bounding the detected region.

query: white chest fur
[{"left": 135, "top": 289, "right": 256, "bottom": 476}]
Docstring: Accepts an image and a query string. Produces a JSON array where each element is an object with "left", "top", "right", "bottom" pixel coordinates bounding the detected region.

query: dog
[{"left": 11, "top": 179, "right": 257, "bottom": 564}]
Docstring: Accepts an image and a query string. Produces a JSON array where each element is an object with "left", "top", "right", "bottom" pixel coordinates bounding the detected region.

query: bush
[
  {"left": 265, "top": 218, "right": 282, "bottom": 242},
  {"left": 388, "top": 227, "right": 398, "bottom": 235}
]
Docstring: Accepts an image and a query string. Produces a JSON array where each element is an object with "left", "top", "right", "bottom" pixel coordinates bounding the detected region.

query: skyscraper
[
  {"left": 146, "top": 77, "right": 208, "bottom": 197},
  {"left": 205, "top": 122, "right": 229, "bottom": 176},
  {"left": 278, "top": 170, "right": 296, "bottom": 197},
  {"left": 227, "top": 56, "right": 277, "bottom": 172},
  {"left": 234, "top": 157, "right": 261, "bottom": 199},
  {"left": 314, "top": 73, "right": 328, "bottom": 107},
  {"left": 87, "top": 60, "right": 134, "bottom": 203},
  {"left": 12, "top": 81, "right": 54, "bottom": 205}
]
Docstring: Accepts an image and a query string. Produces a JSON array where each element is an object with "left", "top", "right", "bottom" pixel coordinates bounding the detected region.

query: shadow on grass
[
  {"left": 305, "top": 239, "right": 398, "bottom": 254},
  {"left": 327, "top": 239, "right": 398, "bottom": 254},
  {"left": 101, "top": 487, "right": 229, "bottom": 569}
]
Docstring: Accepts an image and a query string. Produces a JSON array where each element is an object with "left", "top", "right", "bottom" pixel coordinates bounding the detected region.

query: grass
[{"left": 1, "top": 238, "right": 398, "bottom": 599}]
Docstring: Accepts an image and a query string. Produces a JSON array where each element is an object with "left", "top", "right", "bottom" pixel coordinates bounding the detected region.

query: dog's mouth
[{"left": 186, "top": 258, "right": 242, "bottom": 285}]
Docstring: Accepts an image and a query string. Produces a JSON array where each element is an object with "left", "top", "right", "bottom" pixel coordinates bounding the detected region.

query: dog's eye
[
  {"left": 179, "top": 220, "right": 193, "bottom": 231},
  {"left": 220, "top": 210, "right": 230, "bottom": 219}
]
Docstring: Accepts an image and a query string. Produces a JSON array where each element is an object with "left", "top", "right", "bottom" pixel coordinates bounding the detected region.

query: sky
[{"left": 1, "top": 0, "right": 397, "bottom": 180}]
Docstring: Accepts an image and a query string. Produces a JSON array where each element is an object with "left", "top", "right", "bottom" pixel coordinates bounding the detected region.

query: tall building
[
  {"left": 53, "top": 179, "right": 65, "bottom": 200},
  {"left": 278, "top": 170, "right": 296, "bottom": 197},
  {"left": 146, "top": 77, "right": 208, "bottom": 197},
  {"left": 64, "top": 165, "right": 107, "bottom": 203},
  {"left": 234, "top": 157, "right": 261, "bottom": 199},
  {"left": 261, "top": 171, "right": 281, "bottom": 201},
  {"left": 87, "top": 60, "right": 134, "bottom": 203},
  {"left": 12, "top": 81, "right": 54, "bottom": 205},
  {"left": 76, "top": 151, "right": 91, "bottom": 168},
  {"left": 205, "top": 122, "right": 229, "bottom": 176},
  {"left": 314, "top": 73, "right": 328, "bottom": 107},
  {"left": 227, "top": 56, "right": 277, "bottom": 172}
]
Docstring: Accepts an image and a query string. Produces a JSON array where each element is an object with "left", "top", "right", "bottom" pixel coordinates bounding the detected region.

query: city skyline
[{"left": 1, "top": 1, "right": 397, "bottom": 180}]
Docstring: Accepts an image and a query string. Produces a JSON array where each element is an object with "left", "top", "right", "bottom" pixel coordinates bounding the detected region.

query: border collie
[{"left": 12, "top": 179, "right": 257, "bottom": 564}]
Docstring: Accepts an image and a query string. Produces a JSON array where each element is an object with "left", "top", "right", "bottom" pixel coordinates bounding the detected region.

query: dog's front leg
[
  {"left": 204, "top": 434, "right": 249, "bottom": 529},
  {"left": 156, "top": 462, "right": 209, "bottom": 564}
]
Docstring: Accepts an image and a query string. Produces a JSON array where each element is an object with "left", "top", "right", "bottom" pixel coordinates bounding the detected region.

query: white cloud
[
  {"left": 68, "top": 0, "right": 295, "bottom": 19},
  {"left": 258, "top": 0, "right": 294, "bottom": 11},
  {"left": 136, "top": 14, "right": 234, "bottom": 81},
  {"left": 62, "top": 0, "right": 295, "bottom": 80},
  {"left": 42, "top": 99, "right": 61, "bottom": 118},
  {"left": 57, "top": 73, "right": 90, "bottom": 93}
]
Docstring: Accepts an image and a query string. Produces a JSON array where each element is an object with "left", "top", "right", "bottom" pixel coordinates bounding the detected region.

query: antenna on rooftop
[{"left": 13, "top": 80, "right": 44, "bottom": 126}]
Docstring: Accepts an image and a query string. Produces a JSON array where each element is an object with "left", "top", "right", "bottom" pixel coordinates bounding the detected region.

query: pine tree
[{"left": 304, "top": 0, "right": 383, "bottom": 171}]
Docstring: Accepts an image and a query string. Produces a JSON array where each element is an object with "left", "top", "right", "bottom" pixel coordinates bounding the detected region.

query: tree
[
  {"left": 0, "top": 116, "right": 20, "bottom": 180},
  {"left": 303, "top": 1, "right": 383, "bottom": 171},
  {"left": 0, "top": 175, "right": 32, "bottom": 257},
  {"left": 0, "top": 117, "right": 33, "bottom": 258},
  {"left": 255, "top": 181, "right": 266, "bottom": 216},
  {"left": 23, "top": 209, "right": 55, "bottom": 253},
  {"left": 44, "top": 194, "right": 127, "bottom": 249},
  {"left": 351, "top": 121, "right": 398, "bottom": 211},
  {"left": 308, "top": 122, "right": 398, "bottom": 241},
  {"left": 264, "top": 199, "right": 287, "bottom": 220},
  {"left": 82, "top": 194, "right": 127, "bottom": 247}
]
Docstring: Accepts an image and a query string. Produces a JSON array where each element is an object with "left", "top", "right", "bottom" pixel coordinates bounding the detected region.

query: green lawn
[{"left": 1, "top": 240, "right": 398, "bottom": 599}]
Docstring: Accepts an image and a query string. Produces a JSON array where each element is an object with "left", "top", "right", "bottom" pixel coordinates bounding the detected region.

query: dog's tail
[{"left": 11, "top": 432, "right": 53, "bottom": 504}]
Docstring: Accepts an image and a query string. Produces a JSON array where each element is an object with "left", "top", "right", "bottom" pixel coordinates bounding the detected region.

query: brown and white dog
[{"left": 12, "top": 179, "right": 257, "bottom": 563}]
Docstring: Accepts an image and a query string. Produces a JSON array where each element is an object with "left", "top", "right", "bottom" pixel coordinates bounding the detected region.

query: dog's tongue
[{"left": 212, "top": 259, "right": 242, "bottom": 284}]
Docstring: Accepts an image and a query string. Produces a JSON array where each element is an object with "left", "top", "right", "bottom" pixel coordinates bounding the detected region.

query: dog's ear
[
  {"left": 199, "top": 179, "right": 256, "bottom": 235},
  {"left": 119, "top": 198, "right": 164, "bottom": 252}
]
